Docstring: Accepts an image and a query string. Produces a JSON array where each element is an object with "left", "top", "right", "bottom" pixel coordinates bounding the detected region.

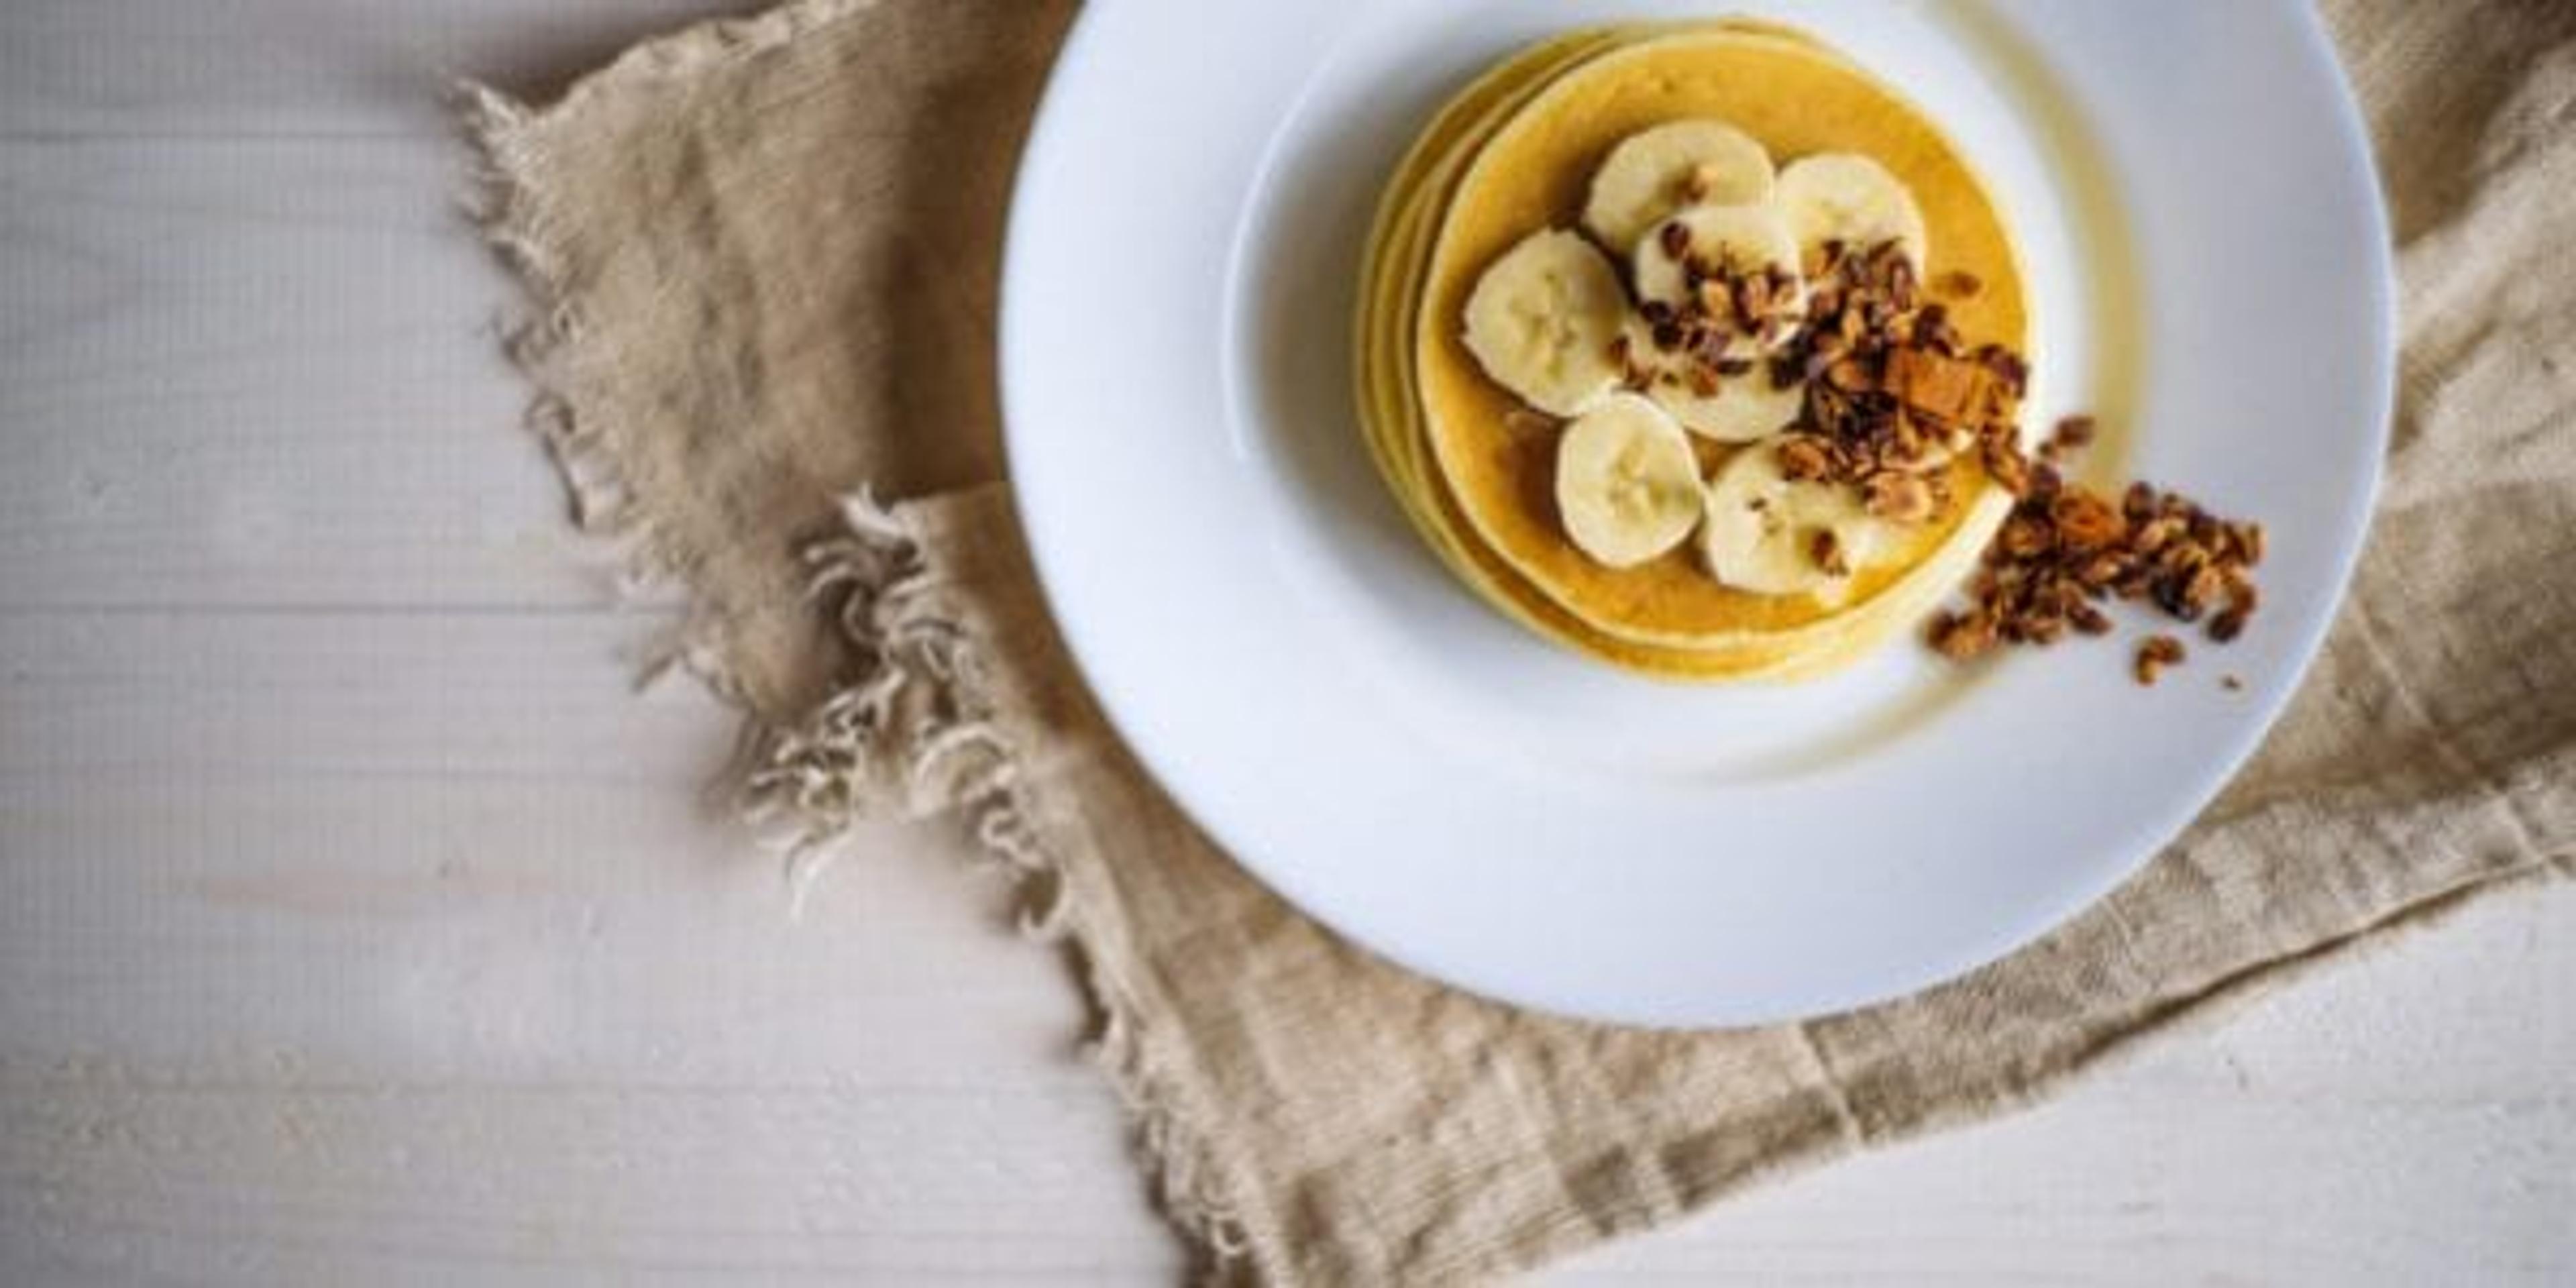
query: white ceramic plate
[{"left": 1002, "top": 0, "right": 2392, "bottom": 1026}]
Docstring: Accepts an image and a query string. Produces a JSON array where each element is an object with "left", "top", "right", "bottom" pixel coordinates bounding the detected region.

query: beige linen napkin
[{"left": 464, "top": 1, "right": 2576, "bottom": 1281}]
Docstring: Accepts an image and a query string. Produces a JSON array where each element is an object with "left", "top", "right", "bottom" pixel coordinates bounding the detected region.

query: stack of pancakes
[{"left": 1355, "top": 22, "right": 2032, "bottom": 680}]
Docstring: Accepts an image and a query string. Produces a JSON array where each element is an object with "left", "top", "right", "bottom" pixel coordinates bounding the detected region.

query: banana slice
[
  {"left": 1582, "top": 119, "right": 1776, "bottom": 254},
  {"left": 1700, "top": 441, "right": 1892, "bottom": 598},
  {"left": 1554, "top": 393, "right": 1705, "bottom": 568},
  {"left": 1629, "top": 203, "right": 1805, "bottom": 352},
  {"left": 1774, "top": 153, "right": 1929, "bottom": 272},
  {"left": 1646, "top": 358, "right": 1808, "bottom": 443},
  {"left": 1461, "top": 229, "right": 1631, "bottom": 417}
]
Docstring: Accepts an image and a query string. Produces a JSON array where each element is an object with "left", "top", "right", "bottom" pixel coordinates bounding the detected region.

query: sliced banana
[
  {"left": 1629, "top": 203, "right": 1806, "bottom": 353},
  {"left": 1582, "top": 119, "right": 1776, "bottom": 254},
  {"left": 1554, "top": 393, "right": 1705, "bottom": 568},
  {"left": 1646, "top": 358, "right": 1808, "bottom": 443},
  {"left": 1462, "top": 229, "right": 1631, "bottom": 417},
  {"left": 1774, "top": 152, "right": 1929, "bottom": 272},
  {"left": 1700, "top": 442, "right": 1892, "bottom": 598}
]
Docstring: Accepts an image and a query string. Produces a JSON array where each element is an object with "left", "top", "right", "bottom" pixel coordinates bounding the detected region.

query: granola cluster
[
  {"left": 1615, "top": 256, "right": 1803, "bottom": 397},
  {"left": 1927, "top": 417, "right": 2267, "bottom": 685},
  {"left": 1767, "top": 240, "right": 2028, "bottom": 498},
  {"left": 1596, "top": 231, "right": 2271, "bottom": 682}
]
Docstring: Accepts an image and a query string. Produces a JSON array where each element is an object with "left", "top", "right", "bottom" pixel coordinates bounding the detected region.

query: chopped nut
[
  {"left": 1982, "top": 438, "right": 2033, "bottom": 497},
  {"left": 2076, "top": 552, "right": 2129, "bottom": 588},
  {"left": 1658, "top": 219, "right": 1691, "bottom": 260},
  {"left": 2208, "top": 607, "right": 2248, "bottom": 643},
  {"left": 1776, "top": 435, "right": 1833, "bottom": 482},
  {"left": 1735, "top": 273, "right": 1772, "bottom": 329},
  {"left": 1862, "top": 471, "right": 1937, "bottom": 524},
  {"left": 2232, "top": 521, "right": 2268, "bottom": 566},
  {"left": 2133, "top": 515, "right": 2184, "bottom": 555},
  {"left": 2135, "top": 634, "right": 2187, "bottom": 685},
  {"left": 2194, "top": 561, "right": 2235, "bottom": 609},
  {"left": 1692, "top": 328, "right": 1731, "bottom": 369},
  {"left": 1972, "top": 344, "right": 2029, "bottom": 394},
  {"left": 2051, "top": 415, "right": 2098, "bottom": 451},
  {"left": 1811, "top": 528, "right": 1850, "bottom": 576},
  {"left": 1929, "top": 610, "right": 1999, "bottom": 660},
  {"left": 2050, "top": 491, "right": 2126, "bottom": 551},
  {"left": 1890, "top": 413, "right": 1927, "bottom": 463},
  {"left": 1998, "top": 515, "right": 2051, "bottom": 559},
  {"left": 1886, "top": 255, "right": 1918, "bottom": 307},
  {"left": 2153, "top": 576, "right": 2205, "bottom": 623}
]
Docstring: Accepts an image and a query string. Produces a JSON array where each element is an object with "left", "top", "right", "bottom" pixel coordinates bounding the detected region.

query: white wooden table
[{"left": 1, "top": 5, "right": 2568, "bottom": 1283}]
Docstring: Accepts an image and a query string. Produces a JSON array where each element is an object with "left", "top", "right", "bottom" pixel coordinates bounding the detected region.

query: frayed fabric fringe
[
  {"left": 464, "top": 65, "right": 1263, "bottom": 1277},
  {"left": 733, "top": 492, "right": 1261, "bottom": 1281}
]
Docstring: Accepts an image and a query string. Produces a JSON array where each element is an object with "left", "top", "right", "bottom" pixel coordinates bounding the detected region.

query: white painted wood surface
[{"left": 0, "top": 5, "right": 2567, "bottom": 1283}]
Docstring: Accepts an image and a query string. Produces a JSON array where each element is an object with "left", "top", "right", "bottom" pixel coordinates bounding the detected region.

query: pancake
[
  {"left": 1356, "top": 24, "right": 2033, "bottom": 680},
  {"left": 1356, "top": 26, "right": 1836, "bottom": 679},
  {"left": 1359, "top": 30, "right": 1899, "bottom": 679}
]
